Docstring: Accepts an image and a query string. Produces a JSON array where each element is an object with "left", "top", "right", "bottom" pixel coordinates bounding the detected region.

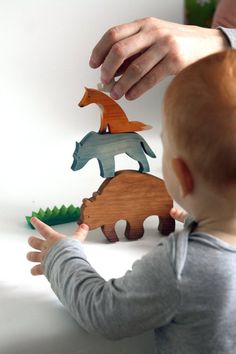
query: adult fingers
[
  {"left": 125, "top": 55, "right": 173, "bottom": 100},
  {"left": 30, "top": 264, "right": 43, "bottom": 276},
  {"left": 115, "top": 53, "right": 144, "bottom": 77},
  {"left": 110, "top": 41, "right": 168, "bottom": 100},
  {"left": 89, "top": 20, "right": 142, "bottom": 68},
  {"left": 30, "top": 217, "right": 59, "bottom": 239},
  {"left": 27, "top": 251, "right": 42, "bottom": 263},
  {"left": 72, "top": 224, "right": 89, "bottom": 242},
  {"left": 28, "top": 236, "right": 44, "bottom": 250},
  {"left": 100, "top": 30, "right": 154, "bottom": 85}
]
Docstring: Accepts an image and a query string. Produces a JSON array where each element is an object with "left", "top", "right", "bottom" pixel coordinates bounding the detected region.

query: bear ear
[
  {"left": 92, "top": 192, "right": 100, "bottom": 200},
  {"left": 83, "top": 198, "right": 92, "bottom": 206}
]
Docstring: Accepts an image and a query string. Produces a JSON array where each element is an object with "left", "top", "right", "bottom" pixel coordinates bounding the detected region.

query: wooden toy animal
[
  {"left": 71, "top": 131, "right": 156, "bottom": 178},
  {"left": 79, "top": 87, "right": 152, "bottom": 134},
  {"left": 79, "top": 170, "right": 175, "bottom": 242}
]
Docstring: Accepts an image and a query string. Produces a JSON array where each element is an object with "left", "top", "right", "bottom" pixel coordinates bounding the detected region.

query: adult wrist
[{"left": 213, "top": 28, "right": 231, "bottom": 51}]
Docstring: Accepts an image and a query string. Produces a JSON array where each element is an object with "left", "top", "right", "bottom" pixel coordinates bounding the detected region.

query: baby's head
[{"left": 162, "top": 49, "right": 236, "bottom": 206}]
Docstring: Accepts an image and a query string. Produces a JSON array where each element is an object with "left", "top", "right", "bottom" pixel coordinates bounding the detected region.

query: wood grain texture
[
  {"left": 79, "top": 170, "right": 175, "bottom": 242},
  {"left": 79, "top": 87, "right": 152, "bottom": 133},
  {"left": 71, "top": 131, "right": 156, "bottom": 178}
]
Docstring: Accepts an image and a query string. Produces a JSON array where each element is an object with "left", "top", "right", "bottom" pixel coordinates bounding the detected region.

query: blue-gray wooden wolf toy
[{"left": 71, "top": 131, "right": 156, "bottom": 178}]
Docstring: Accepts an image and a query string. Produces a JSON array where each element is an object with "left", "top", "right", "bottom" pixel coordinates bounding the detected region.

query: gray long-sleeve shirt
[{"left": 44, "top": 222, "right": 236, "bottom": 354}]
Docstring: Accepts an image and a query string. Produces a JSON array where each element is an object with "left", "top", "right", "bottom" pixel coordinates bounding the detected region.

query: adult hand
[
  {"left": 212, "top": 0, "right": 236, "bottom": 28},
  {"left": 90, "top": 17, "right": 229, "bottom": 100},
  {"left": 27, "top": 217, "right": 89, "bottom": 276}
]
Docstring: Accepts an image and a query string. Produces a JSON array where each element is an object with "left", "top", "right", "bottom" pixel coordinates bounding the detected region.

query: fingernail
[
  {"left": 126, "top": 92, "right": 135, "bottom": 100},
  {"left": 80, "top": 224, "right": 89, "bottom": 231},
  {"left": 31, "top": 217, "right": 36, "bottom": 224},
  {"left": 110, "top": 87, "right": 122, "bottom": 100},
  {"left": 101, "top": 74, "right": 109, "bottom": 85},
  {"left": 89, "top": 57, "right": 97, "bottom": 68}
]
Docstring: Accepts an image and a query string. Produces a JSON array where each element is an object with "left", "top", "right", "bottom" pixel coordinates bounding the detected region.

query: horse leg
[
  {"left": 125, "top": 219, "right": 145, "bottom": 240},
  {"left": 101, "top": 224, "right": 119, "bottom": 242},
  {"left": 158, "top": 216, "right": 175, "bottom": 236},
  {"left": 99, "top": 114, "right": 108, "bottom": 133}
]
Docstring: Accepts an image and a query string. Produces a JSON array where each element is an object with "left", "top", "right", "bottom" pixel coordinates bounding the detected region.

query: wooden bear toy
[
  {"left": 71, "top": 131, "right": 156, "bottom": 177},
  {"left": 79, "top": 87, "right": 152, "bottom": 133},
  {"left": 79, "top": 170, "right": 175, "bottom": 242}
]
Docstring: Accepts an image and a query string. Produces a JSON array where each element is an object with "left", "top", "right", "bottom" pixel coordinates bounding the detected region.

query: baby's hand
[
  {"left": 26, "top": 217, "right": 89, "bottom": 276},
  {"left": 170, "top": 207, "right": 187, "bottom": 223}
]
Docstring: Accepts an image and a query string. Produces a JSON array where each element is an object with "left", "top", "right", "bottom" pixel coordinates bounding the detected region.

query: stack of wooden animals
[{"left": 72, "top": 87, "right": 175, "bottom": 242}]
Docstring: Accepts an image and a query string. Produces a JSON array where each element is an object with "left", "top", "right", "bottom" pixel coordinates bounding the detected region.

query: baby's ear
[{"left": 172, "top": 158, "right": 194, "bottom": 197}]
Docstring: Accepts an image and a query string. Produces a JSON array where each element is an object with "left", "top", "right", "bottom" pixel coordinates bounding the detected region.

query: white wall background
[
  {"left": 0, "top": 0, "right": 183, "bottom": 221},
  {"left": 0, "top": 2, "right": 183, "bottom": 354}
]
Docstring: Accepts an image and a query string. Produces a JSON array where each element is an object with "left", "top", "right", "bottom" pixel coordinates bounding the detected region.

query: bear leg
[
  {"left": 125, "top": 220, "right": 145, "bottom": 240},
  {"left": 158, "top": 216, "right": 175, "bottom": 236},
  {"left": 101, "top": 224, "right": 119, "bottom": 242}
]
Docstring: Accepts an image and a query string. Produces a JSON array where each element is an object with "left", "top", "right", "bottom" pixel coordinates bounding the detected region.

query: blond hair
[{"left": 164, "top": 49, "right": 236, "bottom": 189}]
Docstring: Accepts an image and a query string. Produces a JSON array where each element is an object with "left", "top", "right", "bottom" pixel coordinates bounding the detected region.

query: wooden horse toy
[
  {"left": 79, "top": 170, "right": 175, "bottom": 242},
  {"left": 79, "top": 87, "right": 152, "bottom": 134},
  {"left": 71, "top": 131, "right": 156, "bottom": 177}
]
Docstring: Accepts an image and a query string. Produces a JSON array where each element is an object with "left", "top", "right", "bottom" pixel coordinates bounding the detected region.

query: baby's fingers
[
  {"left": 73, "top": 224, "right": 89, "bottom": 242},
  {"left": 170, "top": 207, "right": 187, "bottom": 223},
  {"left": 27, "top": 251, "right": 42, "bottom": 263},
  {"left": 31, "top": 217, "right": 59, "bottom": 239},
  {"left": 30, "top": 264, "right": 43, "bottom": 276},
  {"left": 28, "top": 236, "right": 44, "bottom": 250}
]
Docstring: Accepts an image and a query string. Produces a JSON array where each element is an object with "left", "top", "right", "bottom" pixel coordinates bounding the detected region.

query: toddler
[{"left": 27, "top": 49, "right": 236, "bottom": 353}]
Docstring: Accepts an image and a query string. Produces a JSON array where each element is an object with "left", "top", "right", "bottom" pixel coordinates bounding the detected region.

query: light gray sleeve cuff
[{"left": 218, "top": 27, "right": 236, "bottom": 49}]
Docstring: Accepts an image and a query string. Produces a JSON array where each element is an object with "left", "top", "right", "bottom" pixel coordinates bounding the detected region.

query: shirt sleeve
[
  {"left": 43, "top": 238, "right": 180, "bottom": 340},
  {"left": 218, "top": 26, "right": 236, "bottom": 48}
]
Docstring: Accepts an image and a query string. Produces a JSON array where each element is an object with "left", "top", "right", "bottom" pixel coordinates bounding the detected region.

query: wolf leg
[
  {"left": 126, "top": 149, "right": 150, "bottom": 173},
  {"left": 97, "top": 157, "right": 115, "bottom": 178}
]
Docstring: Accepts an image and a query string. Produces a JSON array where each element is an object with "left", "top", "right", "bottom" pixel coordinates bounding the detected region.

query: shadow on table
[{"left": 0, "top": 284, "right": 155, "bottom": 354}]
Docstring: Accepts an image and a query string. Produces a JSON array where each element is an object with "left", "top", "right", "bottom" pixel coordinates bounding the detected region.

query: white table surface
[{"left": 0, "top": 196, "right": 172, "bottom": 354}]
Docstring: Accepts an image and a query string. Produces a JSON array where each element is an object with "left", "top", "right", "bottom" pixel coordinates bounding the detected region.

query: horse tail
[{"left": 140, "top": 139, "right": 156, "bottom": 158}]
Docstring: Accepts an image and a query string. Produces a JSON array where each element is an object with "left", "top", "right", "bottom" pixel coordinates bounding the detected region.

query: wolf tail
[{"left": 140, "top": 139, "right": 156, "bottom": 158}]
